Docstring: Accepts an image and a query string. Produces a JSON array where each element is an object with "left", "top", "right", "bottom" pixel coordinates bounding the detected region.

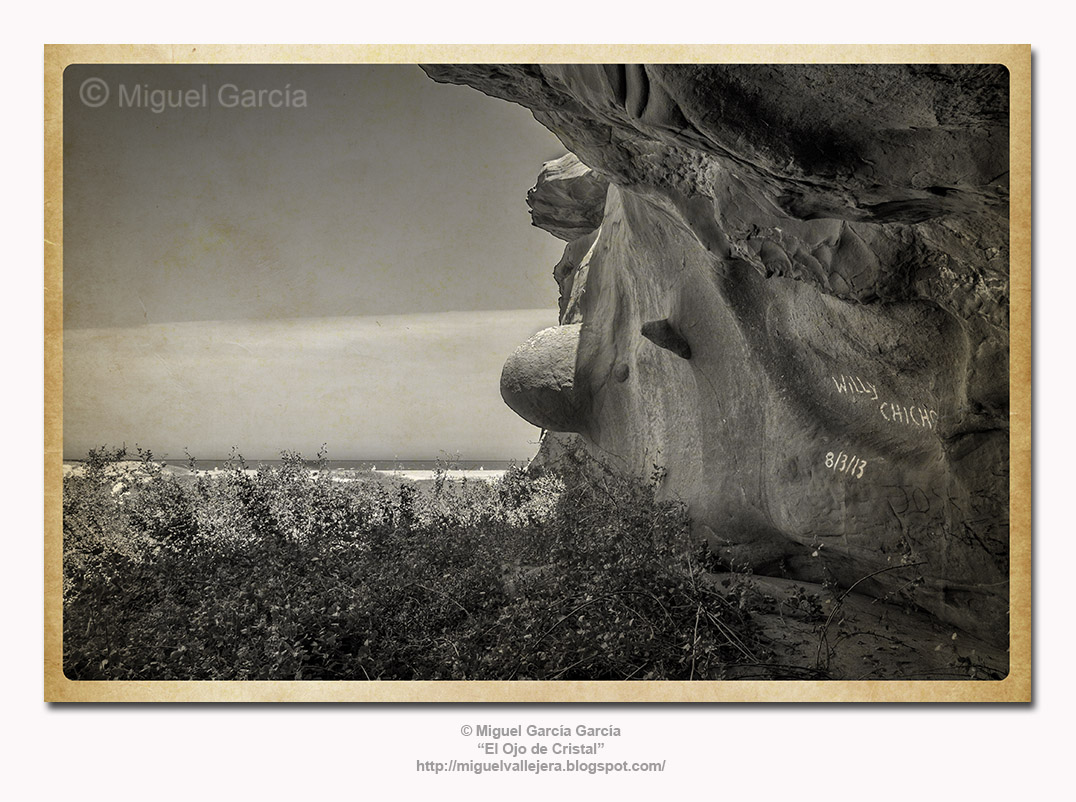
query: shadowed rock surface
[{"left": 424, "top": 64, "right": 1010, "bottom": 662}]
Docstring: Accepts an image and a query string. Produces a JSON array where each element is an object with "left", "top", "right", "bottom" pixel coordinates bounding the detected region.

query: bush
[{"left": 62, "top": 446, "right": 776, "bottom": 680}]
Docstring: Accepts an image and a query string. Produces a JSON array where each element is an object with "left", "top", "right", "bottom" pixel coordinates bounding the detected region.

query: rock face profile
[{"left": 423, "top": 65, "right": 1010, "bottom": 655}]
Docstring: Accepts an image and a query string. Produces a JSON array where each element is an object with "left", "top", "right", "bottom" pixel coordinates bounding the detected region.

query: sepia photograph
[{"left": 46, "top": 46, "right": 1030, "bottom": 701}]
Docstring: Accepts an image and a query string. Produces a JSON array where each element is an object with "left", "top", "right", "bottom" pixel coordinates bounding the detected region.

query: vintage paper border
[{"left": 44, "top": 43, "right": 1031, "bottom": 702}]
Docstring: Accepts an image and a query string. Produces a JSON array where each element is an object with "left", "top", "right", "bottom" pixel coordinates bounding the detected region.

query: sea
[
  {"left": 64, "top": 458, "right": 521, "bottom": 484},
  {"left": 167, "top": 459, "right": 518, "bottom": 472}
]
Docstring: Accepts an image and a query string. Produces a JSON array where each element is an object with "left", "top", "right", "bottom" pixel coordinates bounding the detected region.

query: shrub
[{"left": 62, "top": 446, "right": 776, "bottom": 680}]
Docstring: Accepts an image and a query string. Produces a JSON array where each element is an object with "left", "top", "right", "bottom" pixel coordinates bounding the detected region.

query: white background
[{"left": 8, "top": 5, "right": 1071, "bottom": 799}]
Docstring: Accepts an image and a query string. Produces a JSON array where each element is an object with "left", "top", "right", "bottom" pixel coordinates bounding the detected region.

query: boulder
[
  {"left": 526, "top": 153, "right": 609, "bottom": 241},
  {"left": 500, "top": 323, "right": 586, "bottom": 433}
]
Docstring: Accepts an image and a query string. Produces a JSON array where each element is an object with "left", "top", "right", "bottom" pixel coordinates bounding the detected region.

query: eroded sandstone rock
[
  {"left": 527, "top": 153, "right": 609, "bottom": 241},
  {"left": 428, "top": 64, "right": 1010, "bottom": 649},
  {"left": 500, "top": 323, "right": 586, "bottom": 434}
]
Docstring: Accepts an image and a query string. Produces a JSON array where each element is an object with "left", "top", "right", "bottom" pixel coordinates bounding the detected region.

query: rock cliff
[{"left": 423, "top": 64, "right": 1010, "bottom": 658}]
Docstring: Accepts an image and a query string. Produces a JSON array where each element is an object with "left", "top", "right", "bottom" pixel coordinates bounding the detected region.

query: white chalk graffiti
[
  {"left": 880, "top": 402, "right": 939, "bottom": 430},
  {"left": 825, "top": 450, "right": 867, "bottom": 479},
  {"left": 831, "top": 374, "right": 878, "bottom": 400},
  {"left": 830, "top": 374, "right": 939, "bottom": 431}
]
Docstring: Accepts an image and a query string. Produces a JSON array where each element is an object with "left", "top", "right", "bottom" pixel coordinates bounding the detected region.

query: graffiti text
[{"left": 825, "top": 450, "right": 867, "bottom": 479}]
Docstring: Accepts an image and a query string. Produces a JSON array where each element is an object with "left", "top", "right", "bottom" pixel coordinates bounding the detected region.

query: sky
[{"left": 62, "top": 64, "right": 568, "bottom": 460}]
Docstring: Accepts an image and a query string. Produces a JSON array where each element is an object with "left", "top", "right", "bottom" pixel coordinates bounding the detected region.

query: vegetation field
[{"left": 62, "top": 445, "right": 821, "bottom": 681}]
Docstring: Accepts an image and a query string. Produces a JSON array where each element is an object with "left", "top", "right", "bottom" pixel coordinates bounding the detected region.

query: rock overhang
[{"left": 428, "top": 62, "right": 1011, "bottom": 647}]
